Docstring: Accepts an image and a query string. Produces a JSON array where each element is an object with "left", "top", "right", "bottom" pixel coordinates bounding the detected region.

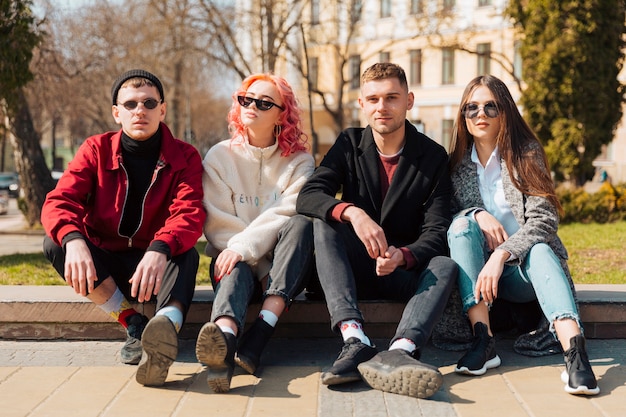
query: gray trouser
[
  {"left": 313, "top": 218, "right": 457, "bottom": 349},
  {"left": 210, "top": 215, "right": 315, "bottom": 331}
]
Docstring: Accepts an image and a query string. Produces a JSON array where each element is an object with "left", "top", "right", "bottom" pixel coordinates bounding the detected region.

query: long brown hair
[{"left": 448, "top": 75, "right": 561, "bottom": 212}]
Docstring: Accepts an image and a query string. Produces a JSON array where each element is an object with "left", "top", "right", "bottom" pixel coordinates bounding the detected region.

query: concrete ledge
[{"left": 1, "top": 284, "right": 625, "bottom": 340}]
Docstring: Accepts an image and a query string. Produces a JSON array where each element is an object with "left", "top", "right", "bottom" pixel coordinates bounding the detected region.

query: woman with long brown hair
[{"left": 447, "top": 75, "right": 598, "bottom": 395}]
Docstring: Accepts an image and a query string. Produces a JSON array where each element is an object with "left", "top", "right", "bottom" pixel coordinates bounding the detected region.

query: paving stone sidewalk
[{"left": 1, "top": 337, "right": 624, "bottom": 417}]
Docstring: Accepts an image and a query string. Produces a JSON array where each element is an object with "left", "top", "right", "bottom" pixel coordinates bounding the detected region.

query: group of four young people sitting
[{"left": 41, "top": 63, "right": 599, "bottom": 399}]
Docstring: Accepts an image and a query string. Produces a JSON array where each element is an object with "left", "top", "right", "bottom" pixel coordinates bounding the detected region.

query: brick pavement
[{"left": 1, "top": 337, "right": 624, "bottom": 417}]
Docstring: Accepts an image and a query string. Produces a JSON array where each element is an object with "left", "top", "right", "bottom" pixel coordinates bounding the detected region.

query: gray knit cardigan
[{"left": 432, "top": 143, "right": 576, "bottom": 356}]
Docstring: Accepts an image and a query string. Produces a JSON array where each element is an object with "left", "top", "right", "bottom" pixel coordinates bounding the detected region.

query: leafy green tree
[
  {"left": 507, "top": 0, "right": 626, "bottom": 185},
  {"left": 0, "top": 0, "right": 52, "bottom": 226}
]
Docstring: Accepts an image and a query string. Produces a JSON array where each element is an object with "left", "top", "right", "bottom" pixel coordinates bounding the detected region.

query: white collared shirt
[{"left": 471, "top": 144, "right": 520, "bottom": 236}]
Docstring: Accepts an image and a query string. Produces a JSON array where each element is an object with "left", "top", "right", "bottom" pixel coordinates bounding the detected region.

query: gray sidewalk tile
[{"left": 0, "top": 338, "right": 625, "bottom": 417}]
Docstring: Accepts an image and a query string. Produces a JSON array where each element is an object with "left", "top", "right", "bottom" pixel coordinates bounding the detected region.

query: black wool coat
[{"left": 296, "top": 120, "right": 452, "bottom": 271}]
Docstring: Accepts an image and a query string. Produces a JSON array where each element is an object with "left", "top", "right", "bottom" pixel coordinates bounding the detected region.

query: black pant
[
  {"left": 313, "top": 219, "right": 457, "bottom": 349},
  {"left": 43, "top": 235, "right": 198, "bottom": 320}
]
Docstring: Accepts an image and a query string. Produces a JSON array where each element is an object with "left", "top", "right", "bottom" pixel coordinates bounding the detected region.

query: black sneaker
[
  {"left": 135, "top": 315, "right": 178, "bottom": 386},
  {"left": 321, "top": 337, "right": 377, "bottom": 385},
  {"left": 455, "top": 322, "right": 501, "bottom": 376},
  {"left": 196, "top": 322, "right": 236, "bottom": 393},
  {"left": 121, "top": 314, "right": 148, "bottom": 365},
  {"left": 358, "top": 349, "right": 443, "bottom": 399},
  {"left": 561, "top": 334, "right": 600, "bottom": 395},
  {"left": 235, "top": 318, "right": 275, "bottom": 375}
]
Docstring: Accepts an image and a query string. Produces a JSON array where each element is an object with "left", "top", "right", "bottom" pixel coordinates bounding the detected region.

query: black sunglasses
[
  {"left": 118, "top": 98, "right": 162, "bottom": 111},
  {"left": 237, "top": 95, "right": 284, "bottom": 111},
  {"left": 462, "top": 102, "right": 499, "bottom": 119}
]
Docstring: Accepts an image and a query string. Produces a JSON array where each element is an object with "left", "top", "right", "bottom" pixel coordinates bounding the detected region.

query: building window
[
  {"left": 381, "top": 0, "right": 391, "bottom": 18},
  {"left": 477, "top": 43, "right": 491, "bottom": 75},
  {"left": 412, "top": 120, "right": 425, "bottom": 133},
  {"left": 442, "top": 48, "right": 455, "bottom": 85},
  {"left": 443, "top": 0, "right": 455, "bottom": 11},
  {"left": 379, "top": 51, "right": 390, "bottom": 63},
  {"left": 309, "top": 57, "right": 319, "bottom": 91},
  {"left": 441, "top": 119, "right": 453, "bottom": 151},
  {"left": 478, "top": 0, "right": 492, "bottom": 6},
  {"left": 409, "top": 49, "right": 422, "bottom": 85},
  {"left": 514, "top": 40, "right": 523, "bottom": 80},
  {"left": 311, "top": 0, "right": 320, "bottom": 25},
  {"left": 410, "top": 0, "right": 424, "bottom": 14},
  {"left": 349, "top": 55, "right": 361, "bottom": 90}
]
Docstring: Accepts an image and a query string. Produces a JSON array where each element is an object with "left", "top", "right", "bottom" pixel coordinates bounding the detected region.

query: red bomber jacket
[{"left": 42, "top": 123, "right": 206, "bottom": 256}]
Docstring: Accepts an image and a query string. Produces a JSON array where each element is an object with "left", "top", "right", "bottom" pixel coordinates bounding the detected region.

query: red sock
[{"left": 118, "top": 308, "right": 139, "bottom": 329}]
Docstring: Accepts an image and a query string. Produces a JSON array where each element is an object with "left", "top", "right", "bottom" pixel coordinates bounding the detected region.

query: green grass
[
  {"left": 558, "top": 221, "right": 626, "bottom": 284},
  {"left": 0, "top": 241, "right": 213, "bottom": 286},
  {"left": 1, "top": 223, "right": 625, "bottom": 285}
]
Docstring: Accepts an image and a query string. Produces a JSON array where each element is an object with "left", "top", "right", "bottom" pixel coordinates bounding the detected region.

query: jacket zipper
[
  {"left": 119, "top": 157, "right": 165, "bottom": 248},
  {"left": 258, "top": 148, "right": 264, "bottom": 185}
]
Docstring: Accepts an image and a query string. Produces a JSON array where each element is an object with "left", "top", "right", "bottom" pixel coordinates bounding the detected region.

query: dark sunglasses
[
  {"left": 462, "top": 101, "right": 499, "bottom": 119},
  {"left": 118, "top": 98, "right": 162, "bottom": 111},
  {"left": 237, "top": 95, "right": 284, "bottom": 111}
]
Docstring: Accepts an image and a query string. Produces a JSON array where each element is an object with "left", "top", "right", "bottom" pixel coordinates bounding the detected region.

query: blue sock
[
  {"left": 259, "top": 309, "right": 279, "bottom": 327},
  {"left": 156, "top": 306, "right": 183, "bottom": 333}
]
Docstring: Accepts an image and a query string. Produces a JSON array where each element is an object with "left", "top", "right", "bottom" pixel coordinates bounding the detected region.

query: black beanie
[{"left": 111, "top": 69, "right": 164, "bottom": 105}]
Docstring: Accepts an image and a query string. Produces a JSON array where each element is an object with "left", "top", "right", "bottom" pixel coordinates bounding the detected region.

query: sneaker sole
[
  {"left": 235, "top": 353, "right": 257, "bottom": 375},
  {"left": 321, "top": 370, "right": 362, "bottom": 386},
  {"left": 135, "top": 316, "right": 178, "bottom": 387},
  {"left": 196, "top": 323, "right": 232, "bottom": 393},
  {"left": 358, "top": 362, "right": 443, "bottom": 398},
  {"left": 454, "top": 355, "right": 502, "bottom": 376},
  {"left": 560, "top": 371, "right": 600, "bottom": 395}
]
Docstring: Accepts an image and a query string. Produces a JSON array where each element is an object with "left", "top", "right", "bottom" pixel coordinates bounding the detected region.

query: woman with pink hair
[{"left": 195, "top": 73, "right": 315, "bottom": 393}]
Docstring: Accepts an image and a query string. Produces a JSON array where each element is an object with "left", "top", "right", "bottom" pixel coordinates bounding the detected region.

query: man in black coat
[{"left": 296, "top": 62, "right": 457, "bottom": 399}]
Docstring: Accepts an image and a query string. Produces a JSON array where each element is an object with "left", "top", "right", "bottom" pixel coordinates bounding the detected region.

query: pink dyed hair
[{"left": 227, "top": 73, "right": 309, "bottom": 156}]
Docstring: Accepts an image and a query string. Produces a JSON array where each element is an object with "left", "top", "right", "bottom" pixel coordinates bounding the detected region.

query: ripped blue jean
[{"left": 447, "top": 214, "right": 580, "bottom": 333}]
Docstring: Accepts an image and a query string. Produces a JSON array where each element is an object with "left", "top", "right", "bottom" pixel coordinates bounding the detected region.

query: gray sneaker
[
  {"left": 135, "top": 315, "right": 178, "bottom": 386},
  {"left": 121, "top": 314, "right": 148, "bottom": 365},
  {"left": 358, "top": 349, "right": 443, "bottom": 398}
]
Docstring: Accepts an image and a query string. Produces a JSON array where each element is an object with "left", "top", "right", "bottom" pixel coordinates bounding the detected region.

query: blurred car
[
  {"left": 0, "top": 189, "right": 8, "bottom": 215},
  {"left": 51, "top": 170, "right": 64, "bottom": 186},
  {"left": 0, "top": 172, "right": 19, "bottom": 198}
]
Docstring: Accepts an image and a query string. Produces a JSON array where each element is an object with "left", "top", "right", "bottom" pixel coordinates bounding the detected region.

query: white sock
[
  {"left": 98, "top": 288, "right": 125, "bottom": 315},
  {"left": 389, "top": 338, "right": 416, "bottom": 354},
  {"left": 219, "top": 325, "right": 236, "bottom": 336},
  {"left": 156, "top": 306, "right": 183, "bottom": 333},
  {"left": 339, "top": 319, "right": 371, "bottom": 346},
  {"left": 259, "top": 309, "right": 279, "bottom": 327}
]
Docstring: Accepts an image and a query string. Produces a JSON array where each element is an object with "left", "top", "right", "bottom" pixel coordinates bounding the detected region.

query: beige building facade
[{"left": 288, "top": 0, "right": 626, "bottom": 183}]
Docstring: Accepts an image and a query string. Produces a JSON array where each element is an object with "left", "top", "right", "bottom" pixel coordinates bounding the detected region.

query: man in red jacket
[{"left": 42, "top": 69, "right": 206, "bottom": 387}]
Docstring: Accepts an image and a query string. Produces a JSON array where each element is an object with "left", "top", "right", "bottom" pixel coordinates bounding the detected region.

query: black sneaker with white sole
[
  {"left": 455, "top": 322, "right": 501, "bottom": 376},
  {"left": 561, "top": 334, "right": 599, "bottom": 395}
]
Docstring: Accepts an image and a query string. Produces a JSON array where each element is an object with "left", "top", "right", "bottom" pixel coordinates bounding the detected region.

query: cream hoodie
[{"left": 202, "top": 136, "right": 315, "bottom": 279}]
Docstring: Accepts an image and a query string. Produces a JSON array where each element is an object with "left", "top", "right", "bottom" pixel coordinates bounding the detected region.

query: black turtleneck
[{"left": 119, "top": 128, "right": 161, "bottom": 239}]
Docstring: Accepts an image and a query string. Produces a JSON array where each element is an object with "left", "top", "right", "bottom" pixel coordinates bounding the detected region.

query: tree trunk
[{"left": 7, "top": 89, "right": 55, "bottom": 227}]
